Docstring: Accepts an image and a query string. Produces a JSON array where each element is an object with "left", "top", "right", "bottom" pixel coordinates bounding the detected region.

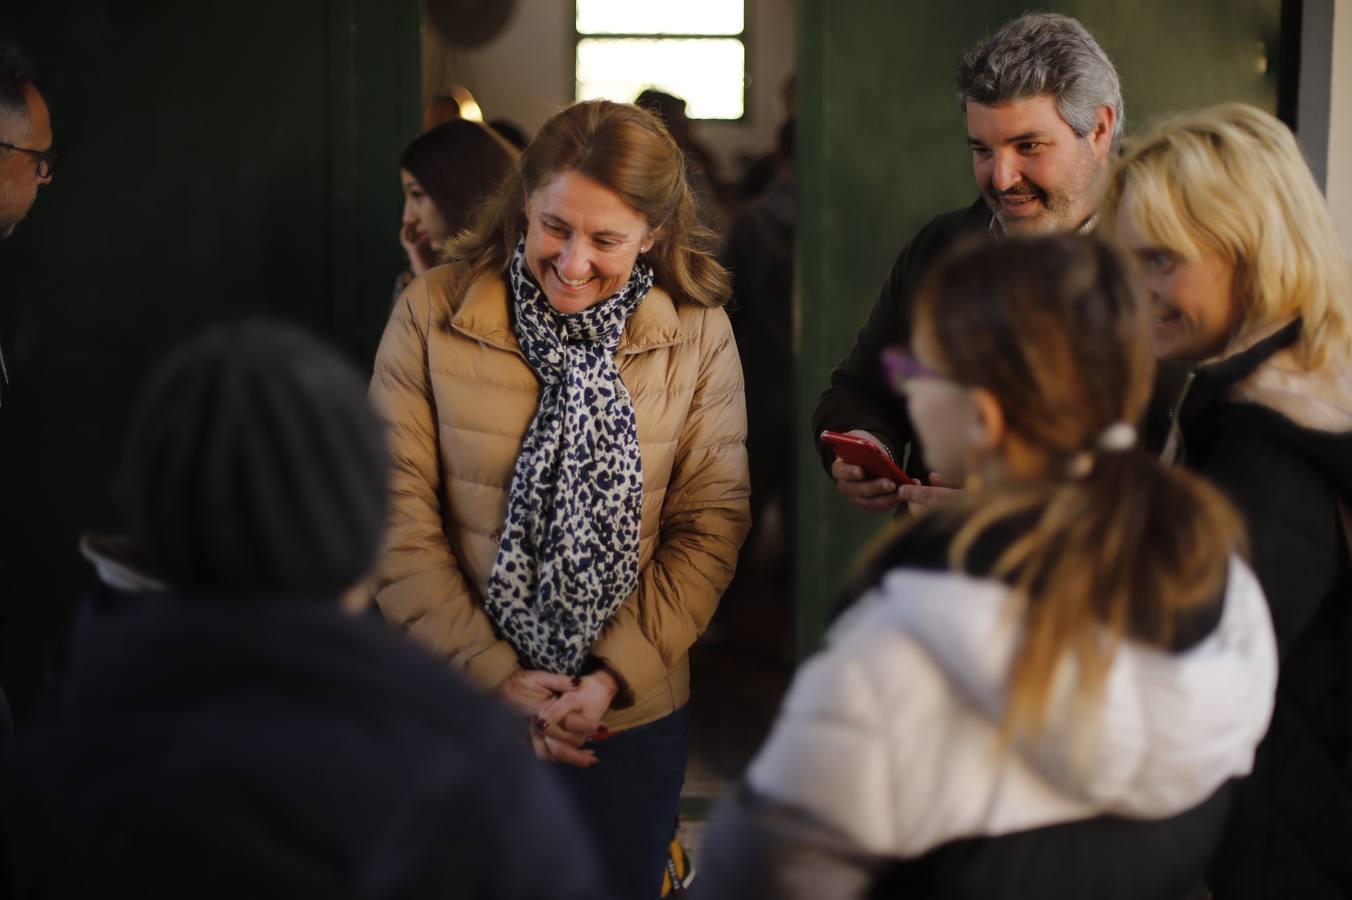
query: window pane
[
  {"left": 576, "top": 38, "right": 745, "bottom": 119},
  {"left": 576, "top": 0, "right": 743, "bottom": 36}
]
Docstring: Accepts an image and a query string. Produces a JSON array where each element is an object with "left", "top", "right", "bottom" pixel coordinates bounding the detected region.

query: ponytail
[
  {"left": 853, "top": 234, "right": 1252, "bottom": 737},
  {"left": 941, "top": 449, "right": 1245, "bottom": 737}
]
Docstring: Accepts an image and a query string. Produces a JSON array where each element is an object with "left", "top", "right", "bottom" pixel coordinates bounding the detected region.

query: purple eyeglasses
[{"left": 881, "top": 346, "right": 943, "bottom": 394}]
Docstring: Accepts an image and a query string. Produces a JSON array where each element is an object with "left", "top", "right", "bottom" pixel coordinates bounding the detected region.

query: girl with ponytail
[{"left": 699, "top": 234, "right": 1277, "bottom": 900}]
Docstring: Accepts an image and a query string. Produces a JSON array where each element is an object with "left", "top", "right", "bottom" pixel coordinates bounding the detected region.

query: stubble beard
[{"left": 990, "top": 142, "right": 1106, "bottom": 237}]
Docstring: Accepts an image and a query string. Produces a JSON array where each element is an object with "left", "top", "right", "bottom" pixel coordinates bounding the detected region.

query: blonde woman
[
  {"left": 1105, "top": 103, "right": 1352, "bottom": 899},
  {"left": 370, "top": 100, "right": 749, "bottom": 899},
  {"left": 698, "top": 236, "right": 1277, "bottom": 900}
]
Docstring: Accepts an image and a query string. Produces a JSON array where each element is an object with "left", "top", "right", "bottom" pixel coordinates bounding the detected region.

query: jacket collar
[
  {"left": 451, "top": 271, "right": 686, "bottom": 357},
  {"left": 1220, "top": 317, "right": 1352, "bottom": 435},
  {"left": 80, "top": 534, "right": 167, "bottom": 592},
  {"left": 819, "top": 555, "right": 1275, "bottom": 841},
  {"left": 1179, "top": 317, "right": 1352, "bottom": 499},
  {"left": 1193, "top": 318, "right": 1302, "bottom": 395},
  {"left": 1175, "top": 320, "right": 1305, "bottom": 447}
]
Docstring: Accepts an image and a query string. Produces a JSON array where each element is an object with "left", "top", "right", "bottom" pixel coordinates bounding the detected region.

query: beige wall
[
  {"left": 421, "top": 0, "right": 796, "bottom": 175},
  {"left": 1328, "top": 0, "right": 1352, "bottom": 254}
]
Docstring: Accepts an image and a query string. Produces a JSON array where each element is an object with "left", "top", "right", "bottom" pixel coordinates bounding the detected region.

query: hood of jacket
[
  {"left": 1210, "top": 318, "right": 1352, "bottom": 434},
  {"left": 856, "top": 558, "right": 1276, "bottom": 815},
  {"left": 1183, "top": 318, "right": 1352, "bottom": 500},
  {"left": 747, "top": 557, "right": 1276, "bottom": 859}
]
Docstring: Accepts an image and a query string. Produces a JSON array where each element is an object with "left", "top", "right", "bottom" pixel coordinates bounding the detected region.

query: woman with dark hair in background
[
  {"left": 699, "top": 235, "right": 1277, "bottom": 899},
  {"left": 1106, "top": 103, "right": 1352, "bottom": 900},
  {"left": 635, "top": 88, "right": 728, "bottom": 234},
  {"left": 397, "top": 119, "right": 517, "bottom": 288},
  {"left": 371, "top": 99, "right": 750, "bottom": 898},
  {"left": 488, "top": 118, "right": 529, "bottom": 151}
]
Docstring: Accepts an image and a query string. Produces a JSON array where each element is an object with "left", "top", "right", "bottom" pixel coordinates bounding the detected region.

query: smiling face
[
  {"left": 967, "top": 93, "right": 1111, "bottom": 237},
  {"left": 524, "top": 169, "right": 653, "bottom": 315},
  {"left": 1114, "top": 199, "right": 1242, "bottom": 362},
  {"left": 400, "top": 169, "right": 450, "bottom": 245}
]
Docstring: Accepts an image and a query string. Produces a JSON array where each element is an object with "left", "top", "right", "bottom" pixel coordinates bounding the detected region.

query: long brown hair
[
  {"left": 444, "top": 99, "right": 730, "bottom": 308},
  {"left": 911, "top": 235, "right": 1245, "bottom": 736}
]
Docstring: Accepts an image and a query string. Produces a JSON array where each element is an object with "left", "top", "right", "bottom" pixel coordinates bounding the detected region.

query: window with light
[{"left": 574, "top": 1, "right": 747, "bottom": 120}]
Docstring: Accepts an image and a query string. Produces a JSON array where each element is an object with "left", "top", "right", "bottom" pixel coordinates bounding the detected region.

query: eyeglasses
[
  {"left": 881, "top": 346, "right": 946, "bottom": 394},
  {"left": 0, "top": 140, "right": 57, "bottom": 179}
]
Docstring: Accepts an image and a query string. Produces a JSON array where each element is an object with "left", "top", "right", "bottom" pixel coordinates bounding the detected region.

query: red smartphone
[{"left": 820, "top": 431, "right": 915, "bottom": 485}]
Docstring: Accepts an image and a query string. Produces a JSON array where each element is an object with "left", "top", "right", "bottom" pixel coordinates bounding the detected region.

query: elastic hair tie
[{"left": 1097, "top": 422, "right": 1137, "bottom": 451}]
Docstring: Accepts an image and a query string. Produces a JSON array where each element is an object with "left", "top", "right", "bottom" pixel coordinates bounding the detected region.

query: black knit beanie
[{"left": 124, "top": 320, "right": 389, "bottom": 596}]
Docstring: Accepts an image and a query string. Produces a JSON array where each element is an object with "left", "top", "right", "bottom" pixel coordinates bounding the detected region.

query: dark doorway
[{"left": 0, "top": 3, "right": 419, "bottom": 719}]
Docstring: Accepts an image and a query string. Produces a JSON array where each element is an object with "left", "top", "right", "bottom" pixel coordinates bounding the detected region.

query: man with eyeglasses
[
  {"left": 0, "top": 41, "right": 53, "bottom": 241},
  {"left": 0, "top": 39, "right": 51, "bottom": 735}
]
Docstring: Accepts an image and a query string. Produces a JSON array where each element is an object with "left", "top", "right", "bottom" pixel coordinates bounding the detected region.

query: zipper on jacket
[{"left": 1161, "top": 369, "right": 1196, "bottom": 465}]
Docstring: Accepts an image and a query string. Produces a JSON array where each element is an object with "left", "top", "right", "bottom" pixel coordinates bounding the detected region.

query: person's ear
[
  {"left": 521, "top": 185, "right": 536, "bottom": 225},
  {"left": 1089, "top": 104, "right": 1115, "bottom": 160},
  {"left": 968, "top": 388, "right": 1006, "bottom": 453},
  {"left": 641, "top": 226, "right": 663, "bottom": 255}
]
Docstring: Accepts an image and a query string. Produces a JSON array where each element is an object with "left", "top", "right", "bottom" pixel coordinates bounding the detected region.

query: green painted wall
[
  {"left": 795, "top": 0, "right": 1282, "bottom": 658},
  {"left": 0, "top": 3, "right": 420, "bottom": 716}
]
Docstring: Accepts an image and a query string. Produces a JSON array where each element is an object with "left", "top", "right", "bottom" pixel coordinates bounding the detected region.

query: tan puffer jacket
[{"left": 369, "top": 264, "right": 751, "bottom": 730}]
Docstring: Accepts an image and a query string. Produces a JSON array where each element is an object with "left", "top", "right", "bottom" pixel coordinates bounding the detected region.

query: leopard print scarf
[{"left": 484, "top": 240, "right": 653, "bottom": 675}]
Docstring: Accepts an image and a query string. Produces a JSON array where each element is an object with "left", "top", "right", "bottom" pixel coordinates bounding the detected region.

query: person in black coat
[
  {"left": 0, "top": 39, "right": 55, "bottom": 736},
  {"left": 811, "top": 13, "right": 1121, "bottom": 515},
  {"left": 4, "top": 321, "right": 609, "bottom": 900},
  {"left": 1106, "top": 103, "right": 1352, "bottom": 899}
]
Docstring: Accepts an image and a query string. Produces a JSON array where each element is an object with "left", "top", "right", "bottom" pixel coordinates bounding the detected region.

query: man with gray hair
[{"left": 812, "top": 13, "right": 1121, "bottom": 512}]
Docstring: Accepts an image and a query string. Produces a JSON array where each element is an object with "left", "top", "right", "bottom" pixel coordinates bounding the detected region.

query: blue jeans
[{"left": 551, "top": 705, "right": 690, "bottom": 900}]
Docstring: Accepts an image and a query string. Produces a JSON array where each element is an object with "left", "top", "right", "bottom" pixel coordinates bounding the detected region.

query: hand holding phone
[{"left": 820, "top": 430, "right": 915, "bottom": 486}]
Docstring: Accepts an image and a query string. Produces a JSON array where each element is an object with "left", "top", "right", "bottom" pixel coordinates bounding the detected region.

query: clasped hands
[{"left": 498, "top": 668, "right": 619, "bottom": 768}]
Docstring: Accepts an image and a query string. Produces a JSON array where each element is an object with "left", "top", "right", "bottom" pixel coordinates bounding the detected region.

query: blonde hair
[
  {"left": 1103, "top": 103, "right": 1352, "bottom": 369},
  {"left": 444, "top": 100, "right": 730, "bottom": 308},
  {"left": 904, "top": 235, "right": 1245, "bottom": 736}
]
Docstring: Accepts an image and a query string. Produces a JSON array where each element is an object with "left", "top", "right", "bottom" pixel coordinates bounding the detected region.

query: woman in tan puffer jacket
[{"left": 369, "top": 99, "right": 750, "bottom": 899}]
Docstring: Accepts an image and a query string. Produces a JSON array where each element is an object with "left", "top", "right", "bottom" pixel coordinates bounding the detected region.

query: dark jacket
[
  {"left": 726, "top": 174, "right": 795, "bottom": 431},
  {"left": 0, "top": 344, "right": 12, "bottom": 736},
  {"left": 724, "top": 175, "right": 796, "bottom": 527},
  {"left": 810, "top": 199, "right": 992, "bottom": 476},
  {"left": 1160, "top": 320, "right": 1352, "bottom": 900},
  {"left": 696, "top": 514, "right": 1276, "bottom": 900},
  {"left": 5, "top": 583, "right": 609, "bottom": 900}
]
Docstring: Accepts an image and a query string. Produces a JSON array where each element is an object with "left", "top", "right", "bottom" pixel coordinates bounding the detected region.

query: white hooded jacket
[{"left": 747, "top": 556, "right": 1277, "bottom": 860}]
